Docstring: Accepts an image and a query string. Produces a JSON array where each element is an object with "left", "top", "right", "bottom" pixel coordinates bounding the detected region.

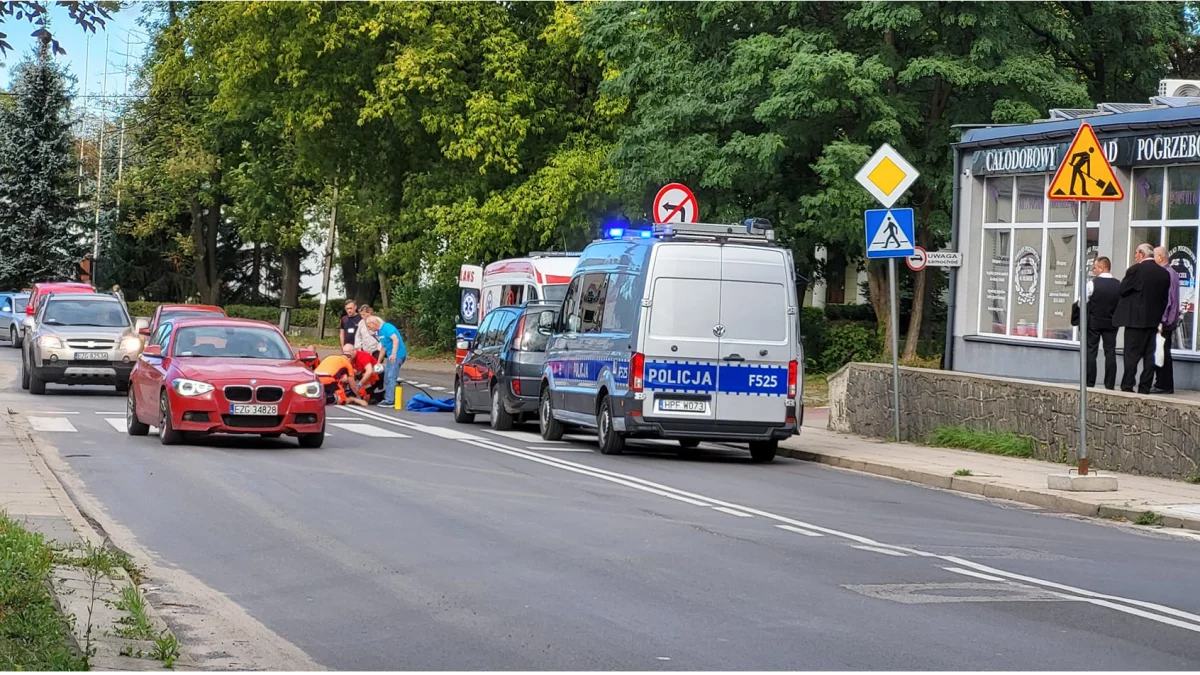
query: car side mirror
[
  {"left": 142, "top": 344, "right": 163, "bottom": 358},
  {"left": 297, "top": 348, "right": 318, "bottom": 363},
  {"left": 537, "top": 311, "right": 556, "bottom": 335},
  {"left": 25, "top": 305, "right": 34, "bottom": 316},
  {"left": 134, "top": 318, "right": 150, "bottom": 333},
  {"left": 21, "top": 317, "right": 34, "bottom": 330},
  {"left": 1, "top": 305, "right": 9, "bottom": 313}
]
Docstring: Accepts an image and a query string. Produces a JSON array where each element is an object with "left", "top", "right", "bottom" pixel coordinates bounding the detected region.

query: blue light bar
[
  {"left": 606, "top": 227, "right": 625, "bottom": 239},
  {"left": 638, "top": 229, "right": 653, "bottom": 238}
]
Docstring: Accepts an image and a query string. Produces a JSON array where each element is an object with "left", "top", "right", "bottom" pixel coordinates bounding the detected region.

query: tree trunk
[
  {"left": 280, "top": 248, "right": 301, "bottom": 309},
  {"left": 867, "top": 261, "right": 890, "bottom": 356},
  {"left": 377, "top": 270, "right": 390, "bottom": 309},
  {"left": 903, "top": 201, "right": 933, "bottom": 360}
]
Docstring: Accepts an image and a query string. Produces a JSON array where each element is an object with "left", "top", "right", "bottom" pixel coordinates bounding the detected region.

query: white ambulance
[{"left": 456, "top": 252, "right": 580, "bottom": 363}]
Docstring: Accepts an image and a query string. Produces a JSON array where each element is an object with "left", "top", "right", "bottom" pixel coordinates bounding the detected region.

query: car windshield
[
  {"left": 172, "top": 325, "right": 293, "bottom": 359},
  {"left": 541, "top": 284, "right": 568, "bottom": 303},
  {"left": 42, "top": 300, "right": 128, "bottom": 327}
]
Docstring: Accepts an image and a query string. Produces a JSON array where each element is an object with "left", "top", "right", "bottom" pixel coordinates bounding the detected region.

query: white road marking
[
  {"left": 29, "top": 417, "right": 77, "bottom": 432},
  {"left": 485, "top": 429, "right": 544, "bottom": 441},
  {"left": 943, "top": 567, "right": 1006, "bottom": 582},
  {"left": 852, "top": 545, "right": 909, "bottom": 557},
  {"left": 30, "top": 410, "right": 80, "bottom": 414},
  {"left": 103, "top": 418, "right": 125, "bottom": 433},
  {"left": 713, "top": 506, "right": 753, "bottom": 518},
  {"left": 326, "top": 416, "right": 361, "bottom": 421},
  {"left": 342, "top": 406, "right": 1200, "bottom": 635},
  {"left": 329, "top": 423, "right": 410, "bottom": 439},
  {"left": 776, "top": 524, "right": 823, "bottom": 538},
  {"left": 525, "top": 445, "right": 592, "bottom": 452},
  {"left": 429, "top": 386, "right": 447, "bottom": 392}
]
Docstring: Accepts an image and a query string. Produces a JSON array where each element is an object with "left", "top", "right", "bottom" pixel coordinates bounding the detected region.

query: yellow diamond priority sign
[
  {"left": 855, "top": 143, "right": 920, "bottom": 208},
  {"left": 1047, "top": 122, "right": 1123, "bottom": 201}
]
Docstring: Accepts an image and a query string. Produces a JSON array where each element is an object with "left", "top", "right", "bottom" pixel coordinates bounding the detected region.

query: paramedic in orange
[{"left": 315, "top": 347, "right": 368, "bottom": 407}]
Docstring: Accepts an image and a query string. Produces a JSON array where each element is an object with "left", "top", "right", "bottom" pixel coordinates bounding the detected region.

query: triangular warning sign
[
  {"left": 1047, "top": 122, "right": 1123, "bottom": 201},
  {"left": 867, "top": 211, "right": 913, "bottom": 252}
]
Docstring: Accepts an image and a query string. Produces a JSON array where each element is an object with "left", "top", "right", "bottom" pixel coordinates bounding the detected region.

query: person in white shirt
[
  {"left": 355, "top": 304, "right": 383, "bottom": 358},
  {"left": 1074, "top": 256, "right": 1120, "bottom": 389}
]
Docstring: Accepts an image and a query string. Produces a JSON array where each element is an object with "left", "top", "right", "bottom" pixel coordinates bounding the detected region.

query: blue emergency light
[
  {"left": 602, "top": 226, "right": 655, "bottom": 240},
  {"left": 606, "top": 227, "right": 625, "bottom": 239}
]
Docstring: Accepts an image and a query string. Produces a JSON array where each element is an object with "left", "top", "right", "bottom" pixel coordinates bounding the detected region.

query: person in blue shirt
[{"left": 367, "top": 315, "right": 406, "bottom": 407}]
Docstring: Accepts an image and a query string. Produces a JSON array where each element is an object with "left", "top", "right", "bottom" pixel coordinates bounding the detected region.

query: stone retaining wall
[{"left": 827, "top": 363, "right": 1200, "bottom": 481}]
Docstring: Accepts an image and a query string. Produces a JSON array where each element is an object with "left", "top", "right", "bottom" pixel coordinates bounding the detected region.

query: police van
[
  {"left": 537, "top": 220, "right": 801, "bottom": 462},
  {"left": 456, "top": 252, "right": 580, "bottom": 364}
]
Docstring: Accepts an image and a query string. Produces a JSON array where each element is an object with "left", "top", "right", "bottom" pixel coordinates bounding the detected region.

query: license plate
[
  {"left": 657, "top": 399, "right": 708, "bottom": 413},
  {"left": 229, "top": 404, "right": 278, "bottom": 415},
  {"left": 73, "top": 352, "right": 107, "bottom": 361}
]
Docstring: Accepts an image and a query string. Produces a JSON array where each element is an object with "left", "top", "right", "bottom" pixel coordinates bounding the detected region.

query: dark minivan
[{"left": 454, "top": 301, "right": 558, "bottom": 430}]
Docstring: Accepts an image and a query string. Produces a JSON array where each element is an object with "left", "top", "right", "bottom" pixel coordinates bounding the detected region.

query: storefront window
[
  {"left": 1042, "top": 228, "right": 1079, "bottom": 340},
  {"left": 1168, "top": 166, "right": 1200, "bottom": 221},
  {"left": 1167, "top": 227, "right": 1198, "bottom": 351},
  {"left": 980, "top": 229, "right": 1011, "bottom": 334},
  {"left": 1048, "top": 199, "right": 1098, "bottom": 223},
  {"left": 1132, "top": 167, "right": 1165, "bottom": 220},
  {"left": 1010, "top": 229, "right": 1043, "bottom": 337},
  {"left": 1015, "top": 176, "right": 1044, "bottom": 223},
  {"left": 984, "top": 177, "right": 1013, "bottom": 224}
]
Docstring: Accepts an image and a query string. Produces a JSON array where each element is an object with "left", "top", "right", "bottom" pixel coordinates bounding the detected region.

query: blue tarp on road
[{"left": 406, "top": 394, "right": 455, "bottom": 413}]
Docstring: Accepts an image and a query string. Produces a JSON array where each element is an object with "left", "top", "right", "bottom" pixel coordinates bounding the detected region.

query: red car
[
  {"left": 26, "top": 281, "right": 95, "bottom": 316},
  {"left": 140, "top": 303, "right": 226, "bottom": 337},
  {"left": 126, "top": 317, "right": 326, "bottom": 447}
]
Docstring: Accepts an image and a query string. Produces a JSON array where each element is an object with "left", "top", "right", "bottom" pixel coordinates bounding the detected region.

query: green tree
[
  {"left": 0, "top": 38, "right": 79, "bottom": 287},
  {"left": 0, "top": 1, "right": 116, "bottom": 60}
]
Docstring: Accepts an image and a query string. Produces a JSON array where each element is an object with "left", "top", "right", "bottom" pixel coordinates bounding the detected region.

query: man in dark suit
[
  {"left": 1113, "top": 243, "right": 1173, "bottom": 394},
  {"left": 1075, "top": 256, "right": 1120, "bottom": 389}
]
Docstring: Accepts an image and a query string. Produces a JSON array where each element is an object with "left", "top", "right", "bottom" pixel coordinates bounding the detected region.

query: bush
[
  {"left": 817, "top": 323, "right": 881, "bottom": 373},
  {"left": 389, "top": 280, "right": 457, "bottom": 351},
  {"left": 825, "top": 303, "right": 875, "bottom": 321},
  {"left": 799, "top": 307, "right": 828, "bottom": 372}
]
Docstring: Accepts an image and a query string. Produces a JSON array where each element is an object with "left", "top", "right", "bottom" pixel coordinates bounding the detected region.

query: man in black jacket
[
  {"left": 1076, "top": 256, "right": 1120, "bottom": 390},
  {"left": 1113, "top": 243, "right": 1173, "bottom": 394}
]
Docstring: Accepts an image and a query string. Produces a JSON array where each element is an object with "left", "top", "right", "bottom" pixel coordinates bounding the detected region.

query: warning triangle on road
[
  {"left": 867, "top": 211, "right": 914, "bottom": 253},
  {"left": 1047, "top": 122, "right": 1123, "bottom": 201}
]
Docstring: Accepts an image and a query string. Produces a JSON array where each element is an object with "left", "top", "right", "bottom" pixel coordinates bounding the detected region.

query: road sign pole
[
  {"left": 1077, "top": 204, "right": 1089, "bottom": 475},
  {"left": 889, "top": 257, "right": 901, "bottom": 441}
]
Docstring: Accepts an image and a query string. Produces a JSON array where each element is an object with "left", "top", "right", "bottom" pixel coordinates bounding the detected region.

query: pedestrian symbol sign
[
  {"left": 1048, "top": 123, "right": 1123, "bottom": 201},
  {"left": 864, "top": 208, "right": 915, "bottom": 259}
]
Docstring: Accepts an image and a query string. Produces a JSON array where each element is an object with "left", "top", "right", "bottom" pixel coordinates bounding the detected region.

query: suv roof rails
[{"left": 652, "top": 219, "right": 776, "bottom": 245}]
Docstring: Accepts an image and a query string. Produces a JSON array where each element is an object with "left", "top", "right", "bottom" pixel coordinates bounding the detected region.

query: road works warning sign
[{"left": 1048, "top": 123, "right": 1124, "bottom": 201}]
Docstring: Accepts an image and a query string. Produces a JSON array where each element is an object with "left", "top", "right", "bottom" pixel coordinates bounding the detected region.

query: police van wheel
[
  {"left": 749, "top": 440, "right": 777, "bottom": 463},
  {"left": 453, "top": 379, "right": 475, "bottom": 424},
  {"left": 539, "top": 388, "right": 564, "bottom": 442},
  {"left": 490, "top": 385, "right": 514, "bottom": 431},
  {"left": 596, "top": 396, "right": 625, "bottom": 456}
]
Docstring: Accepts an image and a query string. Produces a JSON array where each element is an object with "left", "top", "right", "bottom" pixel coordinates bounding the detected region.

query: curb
[{"left": 781, "top": 446, "right": 1200, "bottom": 533}]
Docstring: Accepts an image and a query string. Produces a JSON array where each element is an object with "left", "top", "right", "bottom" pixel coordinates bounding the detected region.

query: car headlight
[
  {"left": 292, "top": 381, "right": 323, "bottom": 399},
  {"left": 120, "top": 336, "right": 142, "bottom": 352},
  {"left": 37, "top": 335, "right": 62, "bottom": 349},
  {"left": 172, "top": 378, "right": 214, "bottom": 396}
]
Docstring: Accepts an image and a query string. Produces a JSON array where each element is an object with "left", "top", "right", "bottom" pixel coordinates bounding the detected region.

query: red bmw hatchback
[{"left": 127, "top": 317, "right": 325, "bottom": 447}]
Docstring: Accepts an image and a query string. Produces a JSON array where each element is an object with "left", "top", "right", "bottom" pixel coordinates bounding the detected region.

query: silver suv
[{"left": 20, "top": 293, "right": 149, "bottom": 395}]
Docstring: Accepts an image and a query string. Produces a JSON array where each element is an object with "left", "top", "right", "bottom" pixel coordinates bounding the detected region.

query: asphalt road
[{"left": 4, "top": 347, "right": 1200, "bottom": 670}]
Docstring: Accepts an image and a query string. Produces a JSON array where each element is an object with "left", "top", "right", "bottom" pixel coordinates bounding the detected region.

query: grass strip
[
  {"left": 927, "top": 425, "right": 1036, "bottom": 459},
  {"left": 0, "top": 513, "right": 86, "bottom": 671}
]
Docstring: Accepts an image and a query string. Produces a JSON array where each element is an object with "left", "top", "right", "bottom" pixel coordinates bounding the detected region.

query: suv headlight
[
  {"left": 292, "top": 381, "right": 323, "bottom": 399},
  {"left": 120, "top": 336, "right": 142, "bottom": 352},
  {"left": 172, "top": 378, "right": 214, "bottom": 396},
  {"left": 37, "top": 335, "right": 63, "bottom": 349}
]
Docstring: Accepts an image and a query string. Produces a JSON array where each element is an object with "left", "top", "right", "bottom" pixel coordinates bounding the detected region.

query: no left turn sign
[
  {"left": 653, "top": 183, "right": 700, "bottom": 224},
  {"left": 906, "top": 245, "right": 927, "bottom": 272}
]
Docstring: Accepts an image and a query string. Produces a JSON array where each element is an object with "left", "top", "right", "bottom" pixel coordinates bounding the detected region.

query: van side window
[
  {"left": 561, "top": 277, "right": 582, "bottom": 332},
  {"left": 578, "top": 273, "right": 607, "bottom": 334},
  {"left": 601, "top": 273, "right": 639, "bottom": 334},
  {"left": 501, "top": 285, "right": 524, "bottom": 307},
  {"left": 527, "top": 285, "right": 539, "bottom": 301}
]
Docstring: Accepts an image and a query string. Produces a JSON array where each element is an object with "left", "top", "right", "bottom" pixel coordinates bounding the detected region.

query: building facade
[{"left": 951, "top": 99, "right": 1200, "bottom": 389}]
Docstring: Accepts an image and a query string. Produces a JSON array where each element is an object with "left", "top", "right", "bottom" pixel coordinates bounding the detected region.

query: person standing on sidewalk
[
  {"left": 339, "top": 300, "right": 361, "bottom": 348},
  {"left": 354, "top": 304, "right": 383, "bottom": 360},
  {"left": 1113, "top": 243, "right": 1172, "bottom": 394},
  {"left": 367, "top": 315, "right": 407, "bottom": 407},
  {"left": 1152, "top": 246, "right": 1180, "bottom": 394},
  {"left": 1074, "top": 256, "right": 1120, "bottom": 390}
]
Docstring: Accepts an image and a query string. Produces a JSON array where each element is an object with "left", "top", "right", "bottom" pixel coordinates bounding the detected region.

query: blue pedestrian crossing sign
[{"left": 864, "top": 208, "right": 915, "bottom": 259}]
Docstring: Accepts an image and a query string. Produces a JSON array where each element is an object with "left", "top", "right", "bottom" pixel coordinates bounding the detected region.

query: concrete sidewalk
[{"left": 783, "top": 426, "right": 1200, "bottom": 532}]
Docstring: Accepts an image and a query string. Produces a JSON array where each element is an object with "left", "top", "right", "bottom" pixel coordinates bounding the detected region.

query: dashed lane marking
[
  {"left": 28, "top": 417, "right": 77, "bottom": 432},
  {"left": 852, "top": 544, "right": 909, "bottom": 557},
  {"left": 713, "top": 506, "right": 754, "bottom": 518},
  {"left": 776, "top": 524, "right": 824, "bottom": 538}
]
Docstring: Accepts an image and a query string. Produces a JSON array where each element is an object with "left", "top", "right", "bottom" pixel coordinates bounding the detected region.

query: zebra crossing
[{"left": 20, "top": 410, "right": 411, "bottom": 441}]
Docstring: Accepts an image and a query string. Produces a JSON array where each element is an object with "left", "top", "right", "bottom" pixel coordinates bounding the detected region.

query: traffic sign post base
[{"left": 1047, "top": 472, "right": 1118, "bottom": 492}]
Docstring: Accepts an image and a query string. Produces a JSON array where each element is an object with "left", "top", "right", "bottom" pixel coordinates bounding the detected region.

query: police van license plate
[
  {"left": 229, "top": 404, "right": 277, "bottom": 415},
  {"left": 657, "top": 399, "right": 708, "bottom": 413},
  {"left": 73, "top": 352, "right": 107, "bottom": 360}
]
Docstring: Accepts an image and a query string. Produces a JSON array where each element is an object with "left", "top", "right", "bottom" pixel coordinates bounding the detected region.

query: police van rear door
[
  {"left": 714, "top": 245, "right": 792, "bottom": 425},
  {"left": 642, "top": 243, "right": 721, "bottom": 421}
]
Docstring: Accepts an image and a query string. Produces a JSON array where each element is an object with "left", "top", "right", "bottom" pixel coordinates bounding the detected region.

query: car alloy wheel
[{"left": 127, "top": 389, "right": 149, "bottom": 436}]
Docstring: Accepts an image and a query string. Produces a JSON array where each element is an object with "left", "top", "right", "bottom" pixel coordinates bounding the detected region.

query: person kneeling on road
[
  {"left": 315, "top": 349, "right": 368, "bottom": 407},
  {"left": 349, "top": 344, "right": 384, "bottom": 404}
]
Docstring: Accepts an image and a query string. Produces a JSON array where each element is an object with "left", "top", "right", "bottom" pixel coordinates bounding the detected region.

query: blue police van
[{"left": 537, "top": 220, "right": 801, "bottom": 462}]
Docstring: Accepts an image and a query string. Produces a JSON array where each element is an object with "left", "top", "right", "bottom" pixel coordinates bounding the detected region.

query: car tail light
[
  {"left": 787, "top": 360, "right": 798, "bottom": 398},
  {"left": 511, "top": 378, "right": 521, "bottom": 396},
  {"left": 631, "top": 352, "right": 645, "bottom": 393}
]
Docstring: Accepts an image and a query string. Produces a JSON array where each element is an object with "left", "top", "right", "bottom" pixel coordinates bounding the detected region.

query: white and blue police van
[
  {"left": 537, "top": 219, "right": 801, "bottom": 462},
  {"left": 455, "top": 252, "right": 580, "bottom": 364}
]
